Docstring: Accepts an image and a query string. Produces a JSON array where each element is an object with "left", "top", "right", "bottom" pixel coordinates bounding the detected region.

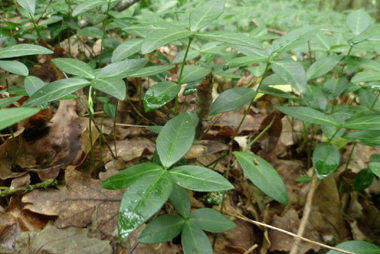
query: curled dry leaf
[{"left": 22, "top": 170, "right": 124, "bottom": 235}]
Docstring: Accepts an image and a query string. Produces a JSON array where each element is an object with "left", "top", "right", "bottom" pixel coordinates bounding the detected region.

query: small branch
[
  {"left": 0, "top": 179, "right": 56, "bottom": 198},
  {"left": 289, "top": 173, "right": 319, "bottom": 254}
]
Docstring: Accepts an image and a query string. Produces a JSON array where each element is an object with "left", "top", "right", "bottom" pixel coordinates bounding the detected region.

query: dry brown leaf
[
  {"left": 22, "top": 170, "right": 124, "bottom": 235},
  {"left": 0, "top": 212, "right": 19, "bottom": 251}
]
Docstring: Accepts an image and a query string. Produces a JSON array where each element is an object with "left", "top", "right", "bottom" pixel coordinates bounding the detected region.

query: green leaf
[
  {"left": 72, "top": 0, "right": 108, "bottom": 16},
  {"left": 111, "top": 39, "right": 143, "bottom": 62},
  {"left": 343, "top": 115, "right": 380, "bottom": 130},
  {"left": 225, "top": 56, "right": 267, "bottom": 68},
  {"left": 231, "top": 45, "right": 269, "bottom": 57},
  {"left": 258, "top": 86, "right": 297, "bottom": 99},
  {"left": 306, "top": 56, "right": 342, "bottom": 80},
  {"left": 271, "top": 60, "right": 307, "bottom": 93},
  {"left": 96, "top": 58, "right": 148, "bottom": 79},
  {"left": 358, "top": 88, "right": 380, "bottom": 109},
  {"left": 91, "top": 78, "right": 126, "bottom": 100},
  {"left": 183, "top": 80, "right": 200, "bottom": 96},
  {"left": 0, "top": 44, "right": 53, "bottom": 59},
  {"left": 178, "top": 65, "right": 211, "bottom": 85},
  {"left": 0, "top": 60, "right": 28, "bottom": 76},
  {"left": 118, "top": 170, "right": 173, "bottom": 239},
  {"left": 172, "top": 50, "right": 200, "bottom": 64},
  {"left": 209, "top": 87, "right": 256, "bottom": 116},
  {"left": 77, "top": 27, "right": 103, "bottom": 39},
  {"left": 169, "top": 165, "right": 233, "bottom": 192},
  {"left": 196, "top": 31, "right": 262, "bottom": 49},
  {"left": 343, "top": 130, "right": 380, "bottom": 146},
  {"left": 0, "top": 107, "right": 40, "bottom": 131},
  {"left": 233, "top": 152, "right": 288, "bottom": 205},
  {"left": 303, "top": 85, "right": 327, "bottom": 111},
  {"left": 0, "top": 96, "right": 23, "bottom": 109},
  {"left": 143, "top": 81, "right": 180, "bottom": 112},
  {"left": 189, "top": 208, "right": 235, "bottom": 233},
  {"left": 346, "top": 10, "right": 371, "bottom": 35},
  {"left": 141, "top": 28, "right": 195, "bottom": 54},
  {"left": 346, "top": 56, "right": 380, "bottom": 72},
  {"left": 23, "top": 78, "right": 90, "bottom": 107},
  {"left": 146, "top": 126, "right": 163, "bottom": 134},
  {"left": 351, "top": 71, "right": 380, "bottom": 83},
  {"left": 312, "top": 142, "right": 340, "bottom": 180},
  {"left": 137, "top": 214, "right": 184, "bottom": 244},
  {"left": 157, "top": 112, "right": 196, "bottom": 168},
  {"left": 104, "top": 103, "right": 117, "bottom": 120},
  {"left": 275, "top": 106, "right": 340, "bottom": 127},
  {"left": 52, "top": 58, "right": 95, "bottom": 79},
  {"left": 24, "top": 76, "right": 46, "bottom": 97},
  {"left": 322, "top": 78, "right": 347, "bottom": 100},
  {"left": 326, "top": 240, "right": 380, "bottom": 254},
  {"left": 17, "top": 0, "right": 35, "bottom": 15},
  {"left": 190, "top": 0, "right": 224, "bottom": 31},
  {"left": 129, "top": 65, "right": 175, "bottom": 77},
  {"left": 169, "top": 184, "right": 191, "bottom": 218},
  {"left": 101, "top": 163, "right": 163, "bottom": 190},
  {"left": 353, "top": 168, "right": 373, "bottom": 191},
  {"left": 182, "top": 222, "right": 212, "bottom": 254},
  {"left": 369, "top": 162, "right": 380, "bottom": 178},
  {"left": 271, "top": 26, "right": 318, "bottom": 55},
  {"left": 296, "top": 176, "right": 312, "bottom": 182},
  {"left": 121, "top": 22, "right": 185, "bottom": 38}
]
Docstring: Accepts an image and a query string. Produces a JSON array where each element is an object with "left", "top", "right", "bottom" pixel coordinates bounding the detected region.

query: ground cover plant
[{"left": 0, "top": 0, "right": 380, "bottom": 253}]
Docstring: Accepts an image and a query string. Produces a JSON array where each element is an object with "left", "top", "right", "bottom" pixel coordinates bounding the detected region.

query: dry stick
[
  {"left": 127, "top": 99, "right": 157, "bottom": 126},
  {"left": 243, "top": 244, "right": 258, "bottom": 254},
  {"left": 289, "top": 173, "right": 319, "bottom": 254}
]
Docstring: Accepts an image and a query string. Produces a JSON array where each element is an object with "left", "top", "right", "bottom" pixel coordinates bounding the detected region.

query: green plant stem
[
  {"left": 8, "top": 127, "right": 16, "bottom": 168},
  {"left": 0, "top": 179, "right": 56, "bottom": 198},
  {"left": 98, "top": 0, "right": 112, "bottom": 67},
  {"left": 344, "top": 142, "right": 357, "bottom": 171},
  {"left": 174, "top": 36, "right": 194, "bottom": 116},
  {"left": 369, "top": 91, "right": 380, "bottom": 110},
  {"left": 339, "top": 45, "right": 353, "bottom": 77},
  {"left": 30, "top": 14, "right": 42, "bottom": 39}
]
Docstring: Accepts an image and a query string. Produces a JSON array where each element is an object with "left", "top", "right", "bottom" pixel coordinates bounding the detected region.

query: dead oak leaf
[{"left": 22, "top": 170, "right": 124, "bottom": 235}]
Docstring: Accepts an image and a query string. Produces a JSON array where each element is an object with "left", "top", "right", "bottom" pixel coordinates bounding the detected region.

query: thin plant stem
[
  {"left": 98, "top": 0, "right": 112, "bottom": 66},
  {"left": 344, "top": 142, "right": 357, "bottom": 171},
  {"left": 30, "top": 14, "right": 42, "bottom": 39}
]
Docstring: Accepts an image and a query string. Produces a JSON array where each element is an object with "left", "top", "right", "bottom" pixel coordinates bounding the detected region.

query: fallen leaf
[{"left": 0, "top": 211, "right": 19, "bottom": 251}]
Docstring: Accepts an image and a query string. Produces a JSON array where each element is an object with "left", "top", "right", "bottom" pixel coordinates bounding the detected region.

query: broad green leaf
[
  {"left": 275, "top": 106, "right": 340, "bottom": 127},
  {"left": 322, "top": 78, "right": 347, "bottom": 100},
  {"left": 96, "top": 58, "right": 148, "bottom": 79},
  {"left": 91, "top": 78, "right": 125, "bottom": 100},
  {"left": 271, "top": 26, "right": 318, "bottom": 55},
  {"left": 137, "top": 214, "right": 184, "bottom": 244},
  {"left": 343, "top": 130, "right": 380, "bottom": 147},
  {"left": 321, "top": 114, "right": 345, "bottom": 140},
  {"left": 146, "top": 126, "right": 163, "bottom": 134},
  {"left": 104, "top": 103, "right": 117, "bottom": 119},
  {"left": 326, "top": 240, "right": 380, "bottom": 254},
  {"left": 312, "top": 142, "right": 340, "bottom": 179},
  {"left": 258, "top": 86, "right": 297, "bottom": 99},
  {"left": 209, "top": 87, "right": 256, "bottom": 115},
  {"left": 17, "top": 0, "right": 35, "bottom": 14},
  {"left": 156, "top": 0, "right": 177, "bottom": 14},
  {"left": 129, "top": 65, "right": 174, "bottom": 77},
  {"left": 52, "top": 58, "right": 95, "bottom": 79},
  {"left": 122, "top": 22, "right": 185, "bottom": 38},
  {"left": 271, "top": 60, "right": 307, "bottom": 93},
  {"left": 183, "top": 80, "right": 200, "bottom": 96},
  {"left": 296, "top": 176, "right": 312, "bottom": 182},
  {"left": 169, "top": 184, "right": 191, "bottom": 218},
  {"left": 353, "top": 168, "right": 373, "bottom": 191},
  {"left": 141, "top": 28, "right": 194, "bottom": 54},
  {"left": 157, "top": 112, "right": 196, "bottom": 168},
  {"left": 351, "top": 71, "right": 380, "bottom": 83},
  {"left": 262, "top": 74, "right": 288, "bottom": 85},
  {"left": 0, "top": 60, "right": 28, "bottom": 76},
  {"left": 190, "top": 0, "right": 224, "bottom": 31},
  {"left": 77, "top": 27, "right": 103, "bottom": 39},
  {"left": 178, "top": 65, "right": 211, "bottom": 84},
  {"left": 182, "top": 222, "right": 212, "bottom": 254},
  {"left": 143, "top": 81, "right": 180, "bottom": 112},
  {"left": 346, "top": 56, "right": 380, "bottom": 72},
  {"left": 369, "top": 162, "right": 380, "bottom": 178},
  {"left": 303, "top": 85, "right": 327, "bottom": 111},
  {"left": 0, "top": 107, "right": 40, "bottom": 131},
  {"left": 72, "top": 1, "right": 107, "bottom": 16},
  {"left": 231, "top": 45, "right": 269, "bottom": 57},
  {"left": 224, "top": 56, "right": 267, "bottom": 68},
  {"left": 346, "top": 10, "right": 371, "bottom": 35},
  {"left": 196, "top": 31, "right": 262, "bottom": 49},
  {"left": 24, "top": 76, "right": 46, "bottom": 96},
  {"left": 101, "top": 163, "right": 163, "bottom": 190},
  {"left": 307, "top": 56, "right": 342, "bottom": 80},
  {"left": 189, "top": 208, "right": 235, "bottom": 233},
  {"left": 118, "top": 170, "right": 173, "bottom": 239},
  {"left": 0, "top": 44, "right": 53, "bottom": 59},
  {"left": 233, "top": 152, "right": 288, "bottom": 205},
  {"left": 358, "top": 88, "right": 380, "bottom": 109},
  {"left": 343, "top": 115, "right": 380, "bottom": 130},
  {"left": 0, "top": 96, "right": 23, "bottom": 109},
  {"left": 169, "top": 165, "right": 233, "bottom": 191},
  {"left": 111, "top": 39, "right": 143, "bottom": 62},
  {"left": 172, "top": 50, "right": 200, "bottom": 64},
  {"left": 312, "top": 31, "right": 331, "bottom": 51},
  {"left": 23, "top": 78, "right": 90, "bottom": 107}
]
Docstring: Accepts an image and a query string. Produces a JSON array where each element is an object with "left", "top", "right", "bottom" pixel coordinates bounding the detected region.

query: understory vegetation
[{"left": 0, "top": 0, "right": 380, "bottom": 253}]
